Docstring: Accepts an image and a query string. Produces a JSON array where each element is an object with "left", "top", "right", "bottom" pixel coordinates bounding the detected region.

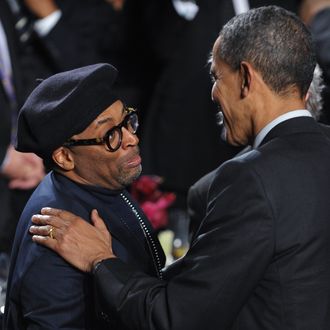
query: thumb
[{"left": 90, "top": 209, "right": 107, "bottom": 230}]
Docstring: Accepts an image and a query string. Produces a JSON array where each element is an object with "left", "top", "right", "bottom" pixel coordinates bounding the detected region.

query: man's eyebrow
[{"left": 96, "top": 117, "right": 114, "bottom": 126}]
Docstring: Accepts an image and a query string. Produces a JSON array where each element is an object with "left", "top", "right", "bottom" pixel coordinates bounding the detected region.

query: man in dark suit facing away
[
  {"left": 187, "top": 63, "right": 330, "bottom": 239},
  {"left": 29, "top": 6, "right": 330, "bottom": 330}
]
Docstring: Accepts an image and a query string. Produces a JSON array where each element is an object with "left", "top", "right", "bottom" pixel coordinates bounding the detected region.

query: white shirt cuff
[{"left": 34, "top": 10, "right": 62, "bottom": 37}]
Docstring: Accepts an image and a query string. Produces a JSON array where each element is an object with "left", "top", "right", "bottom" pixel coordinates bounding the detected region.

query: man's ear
[
  {"left": 239, "top": 61, "right": 253, "bottom": 98},
  {"left": 52, "top": 147, "right": 75, "bottom": 171}
]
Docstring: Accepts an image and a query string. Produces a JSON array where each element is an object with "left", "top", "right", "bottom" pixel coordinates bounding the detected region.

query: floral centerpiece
[{"left": 130, "top": 175, "right": 176, "bottom": 231}]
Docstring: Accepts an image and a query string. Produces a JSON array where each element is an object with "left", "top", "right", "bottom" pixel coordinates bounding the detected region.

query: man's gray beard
[{"left": 117, "top": 164, "right": 142, "bottom": 188}]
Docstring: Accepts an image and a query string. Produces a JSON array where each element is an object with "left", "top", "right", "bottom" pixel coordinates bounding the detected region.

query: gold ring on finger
[{"left": 49, "top": 226, "right": 56, "bottom": 240}]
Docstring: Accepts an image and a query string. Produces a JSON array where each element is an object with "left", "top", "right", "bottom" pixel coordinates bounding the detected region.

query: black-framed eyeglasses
[{"left": 63, "top": 107, "right": 139, "bottom": 152}]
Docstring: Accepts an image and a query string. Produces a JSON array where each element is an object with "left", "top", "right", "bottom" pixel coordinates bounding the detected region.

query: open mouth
[
  {"left": 125, "top": 153, "right": 142, "bottom": 168},
  {"left": 216, "top": 111, "right": 224, "bottom": 125},
  {"left": 128, "top": 155, "right": 141, "bottom": 167}
]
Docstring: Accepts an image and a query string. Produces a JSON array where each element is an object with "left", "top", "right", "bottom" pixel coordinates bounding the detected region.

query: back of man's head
[{"left": 216, "top": 5, "right": 316, "bottom": 98}]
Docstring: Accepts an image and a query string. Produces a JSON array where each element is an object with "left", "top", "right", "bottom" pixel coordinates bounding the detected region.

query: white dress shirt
[
  {"left": 34, "top": 10, "right": 62, "bottom": 37},
  {"left": 253, "top": 109, "right": 312, "bottom": 148}
]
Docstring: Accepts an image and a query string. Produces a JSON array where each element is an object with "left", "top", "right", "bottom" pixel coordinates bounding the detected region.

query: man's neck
[{"left": 252, "top": 93, "right": 306, "bottom": 138}]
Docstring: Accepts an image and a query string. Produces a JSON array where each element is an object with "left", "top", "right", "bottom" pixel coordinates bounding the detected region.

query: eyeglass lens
[{"left": 107, "top": 113, "right": 138, "bottom": 150}]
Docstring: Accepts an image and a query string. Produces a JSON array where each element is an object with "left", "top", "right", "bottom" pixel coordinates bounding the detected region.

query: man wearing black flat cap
[{"left": 3, "top": 63, "right": 165, "bottom": 329}]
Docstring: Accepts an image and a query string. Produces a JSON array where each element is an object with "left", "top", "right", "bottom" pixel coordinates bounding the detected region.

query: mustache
[{"left": 120, "top": 146, "right": 140, "bottom": 163}]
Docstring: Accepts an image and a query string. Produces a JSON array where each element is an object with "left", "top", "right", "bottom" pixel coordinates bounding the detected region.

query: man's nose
[{"left": 121, "top": 127, "right": 139, "bottom": 148}]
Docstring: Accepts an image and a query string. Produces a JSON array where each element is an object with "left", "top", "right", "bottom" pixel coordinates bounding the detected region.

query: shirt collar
[{"left": 253, "top": 109, "right": 312, "bottom": 149}]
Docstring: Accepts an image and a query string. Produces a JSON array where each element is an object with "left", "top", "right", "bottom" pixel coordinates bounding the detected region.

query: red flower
[
  {"left": 132, "top": 175, "right": 161, "bottom": 197},
  {"left": 131, "top": 175, "right": 176, "bottom": 230}
]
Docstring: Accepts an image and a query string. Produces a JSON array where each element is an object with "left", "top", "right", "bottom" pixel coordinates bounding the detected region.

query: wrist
[
  {"left": 92, "top": 256, "right": 116, "bottom": 274},
  {"left": 92, "top": 259, "right": 104, "bottom": 274}
]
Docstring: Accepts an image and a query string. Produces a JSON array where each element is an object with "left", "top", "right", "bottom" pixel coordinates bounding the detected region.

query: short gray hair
[{"left": 216, "top": 6, "right": 316, "bottom": 97}]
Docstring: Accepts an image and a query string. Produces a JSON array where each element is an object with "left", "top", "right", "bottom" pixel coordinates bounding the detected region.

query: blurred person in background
[
  {"left": 0, "top": 1, "right": 45, "bottom": 322},
  {"left": 21, "top": 0, "right": 151, "bottom": 115},
  {"left": 299, "top": 0, "right": 330, "bottom": 124}
]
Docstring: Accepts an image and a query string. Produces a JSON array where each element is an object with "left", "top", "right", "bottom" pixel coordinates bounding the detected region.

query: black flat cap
[{"left": 16, "top": 63, "right": 118, "bottom": 159}]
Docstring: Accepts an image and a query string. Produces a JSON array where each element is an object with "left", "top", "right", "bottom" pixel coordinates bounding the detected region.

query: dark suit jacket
[
  {"left": 36, "top": 0, "right": 98, "bottom": 70},
  {"left": 187, "top": 167, "right": 217, "bottom": 238},
  {"left": 91, "top": 117, "right": 330, "bottom": 329},
  {"left": 31, "top": 0, "right": 122, "bottom": 72},
  {"left": 187, "top": 123, "right": 330, "bottom": 239},
  {"left": 187, "top": 145, "right": 250, "bottom": 238},
  {"left": 31, "top": 0, "right": 144, "bottom": 108},
  {"left": 4, "top": 172, "right": 165, "bottom": 329}
]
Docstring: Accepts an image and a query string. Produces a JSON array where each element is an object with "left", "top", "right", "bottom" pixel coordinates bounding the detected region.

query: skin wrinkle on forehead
[
  {"left": 95, "top": 104, "right": 126, "bottom": 127},
  {"left": 96, "top": 117, "right": 114, "bottom": 127}
]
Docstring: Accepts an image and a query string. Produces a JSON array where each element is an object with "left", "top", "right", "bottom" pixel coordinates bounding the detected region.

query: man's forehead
[
  {"left": 212, "top": 37, "right": 221, "bottom": 53},
  {"left": 82, "top": 100, "right": 124, "bottom": 131},
  {"left": 72, "top": 102, "right": 123, "bottom": 138},
  {"left": 210, "top": 38, "right": 221, "bottom": 70}
]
